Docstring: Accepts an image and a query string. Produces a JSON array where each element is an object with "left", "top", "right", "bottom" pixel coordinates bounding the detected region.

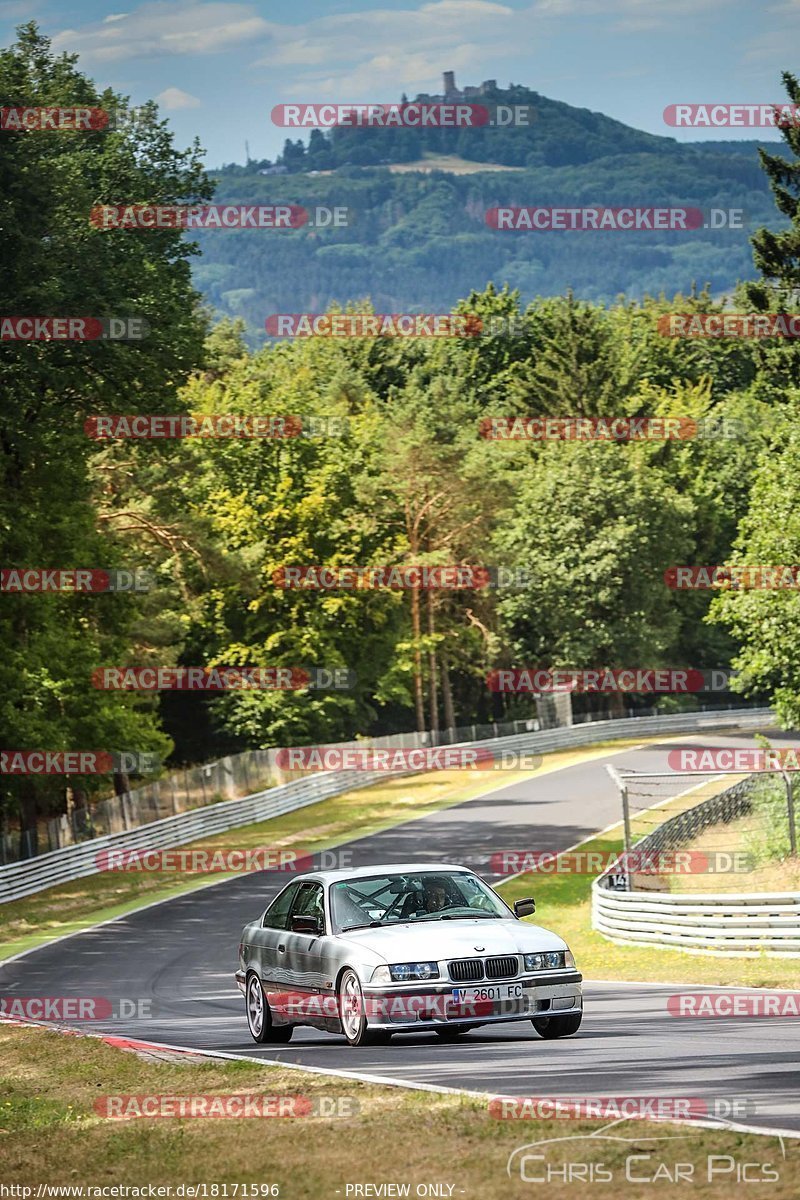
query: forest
[{"left": 3, "top": 25, "right": 800, "bottom": 843}]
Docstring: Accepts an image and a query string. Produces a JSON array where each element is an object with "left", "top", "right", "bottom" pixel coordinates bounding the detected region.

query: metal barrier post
[{"left": 785, "top": 771, "right": 797, "bottom": 858}]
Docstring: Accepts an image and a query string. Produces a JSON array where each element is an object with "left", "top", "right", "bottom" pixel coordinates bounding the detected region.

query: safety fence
[
  {"left": 1, "top": 706, "right": 772, "bottom": 905},
  {"left": 593, "top": 770, "right": 800, "bottom": 955},
  {"left": 2, "top": 703, "right": 578, "bottom": 864}
]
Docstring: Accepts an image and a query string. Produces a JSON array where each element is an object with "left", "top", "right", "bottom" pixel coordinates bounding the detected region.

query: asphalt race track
[{"left": 4, "top": 729, "right": 800, "bottom": 1136}]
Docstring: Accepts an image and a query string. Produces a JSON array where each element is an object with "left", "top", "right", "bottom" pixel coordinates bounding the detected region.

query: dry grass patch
[{"left": 1, "top": 1026, "right": 798, "bottom": 1197}]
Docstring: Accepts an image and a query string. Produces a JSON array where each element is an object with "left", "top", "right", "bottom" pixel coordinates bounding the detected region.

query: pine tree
[{"left": 745, "top": 72, "right": 800, "bottom": 308}]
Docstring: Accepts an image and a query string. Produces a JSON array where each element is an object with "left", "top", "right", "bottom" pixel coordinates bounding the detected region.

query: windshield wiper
[
  {"left": 416, "top": 911, "right": 502, "bottom": 922},
  {"left": 340, "top": 920, "right": 384, "bottom": 932}
]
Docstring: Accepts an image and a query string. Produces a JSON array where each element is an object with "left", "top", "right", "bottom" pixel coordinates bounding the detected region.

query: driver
[
  {"left": 397, "top": 876, "right": 453, "bottom": 919},
  {"left": 421, "top": 878, "right": 448, "bottom": 913}
]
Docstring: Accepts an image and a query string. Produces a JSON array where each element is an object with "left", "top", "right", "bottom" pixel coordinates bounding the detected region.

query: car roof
[{"left": 286, "top": 862, "right": 477, "bottom": 886}]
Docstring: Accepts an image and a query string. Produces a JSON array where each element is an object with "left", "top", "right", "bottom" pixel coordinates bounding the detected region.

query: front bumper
[{"left": 361, "top": 970, "right": 583, "bottom": 1031}]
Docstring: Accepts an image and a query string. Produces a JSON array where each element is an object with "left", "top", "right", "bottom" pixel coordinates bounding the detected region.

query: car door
[
  {"left": 252, "top": 879, "right": 302, "bottom": 1000},
  {"left": 280, "top": 881, "right": 332, "bottom": 1027}
]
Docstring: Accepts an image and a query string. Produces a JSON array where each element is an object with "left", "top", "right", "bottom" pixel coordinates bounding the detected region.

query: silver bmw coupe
[{"left": 236, "top": 862, "right": 582, "bottom": 1046}]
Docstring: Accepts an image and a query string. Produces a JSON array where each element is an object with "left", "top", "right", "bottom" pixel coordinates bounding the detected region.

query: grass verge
[
  {"left": 0, "top": 1024, "right": 797, "bottom": 1196},
  {"left": 670, "top": 776, "right": 800, "bottom": 894}
]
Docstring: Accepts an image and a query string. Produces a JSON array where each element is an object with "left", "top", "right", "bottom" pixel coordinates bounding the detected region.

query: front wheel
[
  {"left": 531, "top": 1011, "right": 582, "bottom": 1039},
  {"left": 245, "top": 972, "right": 293, "bottom": 1044},
  {"left": 338, "top": 968, "right": 386, "bottom": 1046}
]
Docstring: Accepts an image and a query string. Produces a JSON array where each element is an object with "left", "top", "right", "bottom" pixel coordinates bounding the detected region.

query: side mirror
[
  {"left": 291, "top": 914, "right": 322, "bottom": 935},
  {"left": 514, "top": 897, "right": 535, "bottom": 918}
]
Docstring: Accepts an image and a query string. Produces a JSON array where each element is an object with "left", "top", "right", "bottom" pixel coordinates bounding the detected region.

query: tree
[
  {"left": 494, "top": 442, "right": 695, "bottom": 715},
  {"left": 709, "top": 396, "right": 800, "bottom": 725},
  {"left": 0, "top": 24, "right": 211, "bottom": 846},
  {"left": 744, "top": 72, "right": 800, "bottom": 309}
]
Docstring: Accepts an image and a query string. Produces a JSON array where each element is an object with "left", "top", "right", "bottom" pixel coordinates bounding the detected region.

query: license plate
[{"left": 451, "top": 983, "right": 523, "bottom": 1004}]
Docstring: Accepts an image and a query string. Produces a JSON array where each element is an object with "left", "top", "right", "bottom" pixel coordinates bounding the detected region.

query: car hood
[{"left": 335, "top": 918, "right": 567, "bottom": 962}]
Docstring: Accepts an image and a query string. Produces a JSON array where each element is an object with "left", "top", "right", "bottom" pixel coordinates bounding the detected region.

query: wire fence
[
  {"left": 606, "top": 769, "right": 799, "bottom": 895},
  {"left": 1, "top": 694, "right": 769, "bottom": 866},
  {"left": 593, "top": 770, "right": 800, "bottom": 955}
]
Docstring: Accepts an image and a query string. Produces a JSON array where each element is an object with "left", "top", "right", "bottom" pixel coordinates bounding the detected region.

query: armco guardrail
[
  {"left": 4, "top": 706, "right": 575, "bottom": 862},
  {"left": 0, "top": 707, "right": 773, "bottom": 905},
  {"left": 592, "top": 767, "right": 800, "bottom": 956}
]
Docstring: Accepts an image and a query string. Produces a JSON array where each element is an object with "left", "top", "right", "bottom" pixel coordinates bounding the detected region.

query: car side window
[
  {"left": 291, "top": 882, "right": 325, "bottom": 930},
  {"left": 262, "top": 881, "right": 302, "bottom": 929}
]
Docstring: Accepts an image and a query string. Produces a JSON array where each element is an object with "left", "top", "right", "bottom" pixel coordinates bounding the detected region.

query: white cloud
[
  {"left": 50, "top": 0, "right": 733, "bottom": 91},
  {"left": 52, "top": 2, "right": 272, "bottom": 63},
  {"left": 744, "top": 3, "right": 800, "bottom": 64},
  {"left": 252, "top": 0, "right": 518, "bottom": 95},
  {"left": 0, "top": 0, "right": 39, "bottom": 16},
  {"left": 155, "top": 85, "right": 202, "bottom": 108},
  {"left": 532, "top": 0, "right": 735, "bottom": 30},
  {"left": 52, "top": 0, "right": 517, "bottom": 86}
]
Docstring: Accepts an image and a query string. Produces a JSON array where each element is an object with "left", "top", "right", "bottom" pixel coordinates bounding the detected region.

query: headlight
[
  {"left": 386, "top": 961, "right": 439, "bottom": 982},
  {"left": 524, "top": 951, "right": 566, "bottom": 971}
]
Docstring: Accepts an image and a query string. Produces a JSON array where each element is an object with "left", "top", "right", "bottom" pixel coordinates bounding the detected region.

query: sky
[{"left": 1, "top": 0, "right": 794, "bottom": 166}]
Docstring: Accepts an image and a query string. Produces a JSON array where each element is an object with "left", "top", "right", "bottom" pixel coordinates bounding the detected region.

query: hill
[{"left": 191, "top": 80, "right": 784, "bottom": 338}]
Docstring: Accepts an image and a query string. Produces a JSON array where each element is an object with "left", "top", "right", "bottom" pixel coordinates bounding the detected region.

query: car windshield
[{"left": 331, "top": 871, "right": 510, "bottom": 932}]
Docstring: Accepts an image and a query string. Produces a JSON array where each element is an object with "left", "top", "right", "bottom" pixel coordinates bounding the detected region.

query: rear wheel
[
  {"left": 531, "top": 1011, "right": 582, "bottom": 1039},
  {"left": 245, "top": 972, "right": 293, "bottom": 1044},
  {"left": 338, "top": 968, "right": 386, "bottom": 1046}
]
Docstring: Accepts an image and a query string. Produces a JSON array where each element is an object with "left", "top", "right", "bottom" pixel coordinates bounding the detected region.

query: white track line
[{"left": 2, "top": 1017, "right": 797, "bottom": 1142}]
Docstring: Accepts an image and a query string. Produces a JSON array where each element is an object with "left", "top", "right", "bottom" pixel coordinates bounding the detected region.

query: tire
[
  {"left": 531, "top": 1011, "right": 582, "bottom": 1039},
  {"left": 245, "top": 972, "right": 293, "bottom": 1044},
  {"left": 338, "top": 968, "right": 385, "bottom": 1046}
]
